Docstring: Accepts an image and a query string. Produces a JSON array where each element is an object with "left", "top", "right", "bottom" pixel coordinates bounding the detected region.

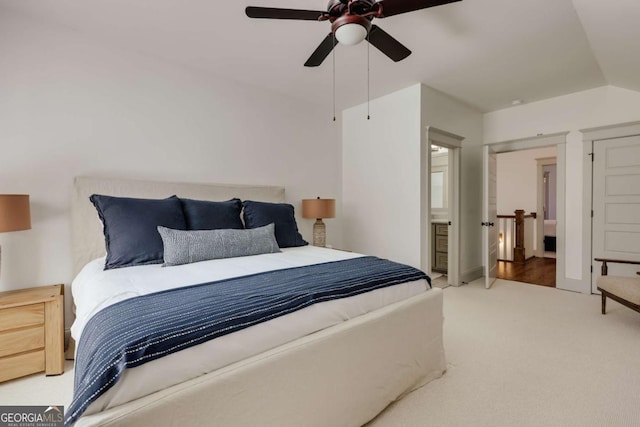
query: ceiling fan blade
[
  {"left": 245, "top": 6, "right": 325, "bottom": 21},
  {"left": 367, "top": 25, "right": 411, "bottom": 62},
  {"left": 375, "top": 0, "right": 461, "bottom": 18},
  {"left": 304, "top": 33, "right": 339, "bottom": 67}
]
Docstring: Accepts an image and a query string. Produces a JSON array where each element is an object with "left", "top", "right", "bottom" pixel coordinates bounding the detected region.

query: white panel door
[
  {"left": 484, "top": 145, "right": 498, "bottom": 289},
  {"left": 592, "top": 135, "right": 640, "bottom": 292}
]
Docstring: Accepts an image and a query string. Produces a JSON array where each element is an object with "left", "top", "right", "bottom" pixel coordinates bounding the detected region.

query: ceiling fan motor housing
[
  {"left": 327, "top": 0, "right": 377, "bottom": 17},
  {"left": 331, "top": 14, "right": 373, "bottom": 44},
  {"left": 327, "top": 0, "right": 375, "bottom": 45}
]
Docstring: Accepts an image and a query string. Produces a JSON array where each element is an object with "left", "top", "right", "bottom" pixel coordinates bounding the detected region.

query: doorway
[
  {"left": 424, "top": 127, "right": 463, "bottom": 287},
  {"left": 537, "top": 158, "right": 558, "bottom": 261},
  {"left": 430, "top": 145, "right": 450, "bottom": 287},
  {"left": 494, "top": 148, "right": 557, "bottom": 287},
  {"left": 483, "top": 132, "right": 569, "bottom": 291}
]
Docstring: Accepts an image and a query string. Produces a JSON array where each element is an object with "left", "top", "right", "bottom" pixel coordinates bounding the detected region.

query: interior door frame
[
  {"left": 485, "top": 131, "right": 569, "bottom": 290},
  {"left": 423, "top": 126, "right": 463, "bottom": 287},
  {"left": 581, "top": 121, "right": 640, "bottom": 294},
  {"left": 483, "top": 144, "right": 498, "bottom": 289}
]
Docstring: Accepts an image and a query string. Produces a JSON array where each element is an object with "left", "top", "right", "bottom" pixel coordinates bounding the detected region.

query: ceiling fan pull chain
[
  {"left": 367, "top": 30, "right": 370, "bottom": 120},
  {"left": 333, "top": 32, "right": 336, "bottom": 122}
]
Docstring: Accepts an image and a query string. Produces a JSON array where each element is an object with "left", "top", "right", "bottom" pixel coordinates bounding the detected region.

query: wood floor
[{"left": 497, "top": 257, "right": 556, "bottom": 287}]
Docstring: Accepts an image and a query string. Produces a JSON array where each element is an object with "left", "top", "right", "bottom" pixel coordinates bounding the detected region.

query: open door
[
  {"left": 483, "top": 144, "right": 498, "bottom": 289},
  {"left": 535, "top": 157, "right": 557, "bottom": 258}
]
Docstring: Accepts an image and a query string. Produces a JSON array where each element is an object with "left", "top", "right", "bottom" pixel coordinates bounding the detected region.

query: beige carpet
[
  {"left": 2, "top": 279, "right": 640, "bottom": 426},
  {"left": 0, "top": 360, "right": 74, "bottom": 407},
  {"left": 369, "top": 279, "right": 640, "bottom": 427}
]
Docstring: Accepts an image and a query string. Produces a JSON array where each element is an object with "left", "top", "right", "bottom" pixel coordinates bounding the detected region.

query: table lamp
[
  {"left": 0, "top": 194, "right": 32, "bottom": 278},
  {"left": 302, "top": 197, "right": 336, "bottom": 247}
]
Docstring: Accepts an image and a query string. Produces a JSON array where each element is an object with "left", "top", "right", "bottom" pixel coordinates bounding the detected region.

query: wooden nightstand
[{"left": 0, "top": 284, "right": 64, "bottom": 382}]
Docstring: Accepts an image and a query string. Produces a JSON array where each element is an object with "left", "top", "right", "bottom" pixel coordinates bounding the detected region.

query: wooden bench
[{"left": 594, "top": 258, "right": 640, "bottom": 315}]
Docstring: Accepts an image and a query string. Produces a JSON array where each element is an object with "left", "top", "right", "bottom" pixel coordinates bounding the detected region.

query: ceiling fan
[{"left": 246, "top": 0, "right": 462, "bottom": 67}]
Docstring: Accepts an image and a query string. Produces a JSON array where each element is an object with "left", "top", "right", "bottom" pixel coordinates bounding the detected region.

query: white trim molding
[
  {"left": 486, "top": 132, "right": 575, "bottom": 292},
  {"left": 489, "top": 132, "right": 569, "bottom": 154},
  {"left": 423, "top": 126, "right": 464, "bottom": 287}
]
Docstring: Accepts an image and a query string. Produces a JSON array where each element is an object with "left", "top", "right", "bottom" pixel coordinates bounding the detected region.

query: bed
[
  {"left": 544, "top": 219, "right": 557, "bottom": 252},
  {"left": 67, "top": 176, "right": 446, "bottom": 427}
]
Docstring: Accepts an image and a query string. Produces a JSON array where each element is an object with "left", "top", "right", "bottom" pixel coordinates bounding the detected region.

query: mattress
[{"left": 71, "top": 246, "right": 429, "bottom": 416}]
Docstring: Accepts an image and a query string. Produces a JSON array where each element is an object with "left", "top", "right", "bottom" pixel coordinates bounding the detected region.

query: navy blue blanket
[{"left": 66, "top": 256, "right": 429, "bottom": 425}]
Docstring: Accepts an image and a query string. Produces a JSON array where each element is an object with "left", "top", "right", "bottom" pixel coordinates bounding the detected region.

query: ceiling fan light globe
[{"left": 335, "top": 23, "right": 368, "bottom": 45}]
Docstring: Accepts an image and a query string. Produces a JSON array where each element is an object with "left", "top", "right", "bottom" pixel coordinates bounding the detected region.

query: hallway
[{"left": 497, "top": 257, "right": 556, "bottom": 287}]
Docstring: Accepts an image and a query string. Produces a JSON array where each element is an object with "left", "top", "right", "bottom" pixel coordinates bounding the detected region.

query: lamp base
[{"left": 312, "top": 219, "right": 326, "bottom": 247}]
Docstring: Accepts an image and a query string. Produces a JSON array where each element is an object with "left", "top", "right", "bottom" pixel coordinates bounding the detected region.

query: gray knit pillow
[{"left": 158, "top": 223, "right": 280, "bottom": 266}]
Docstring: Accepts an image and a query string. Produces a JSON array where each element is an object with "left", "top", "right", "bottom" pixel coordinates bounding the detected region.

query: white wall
[
  {"left": 342, "top": 83, "right": 484, "bottom": 282},
  {"left": 484, "top": 85, "right": 640, "bottom": 285},
  {"left": 0, "top": 11, "right": 341, "bottom": 327},
  {"left": 342, "top": 85, "right": 422, "bottom": 267},
  {"left": 497, "top": 147, "right": 556, "bottom": 215}
]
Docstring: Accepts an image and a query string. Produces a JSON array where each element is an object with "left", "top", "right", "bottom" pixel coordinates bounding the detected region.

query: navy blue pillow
[
  {"left": 90, "top": 194, "right": 186, "bottom": 270},
  {"left": 179, "top": 198, "right": 243, "bottom": 230},
  {"left": 242, "top": 200, "right": 308, "bottom": 248}
]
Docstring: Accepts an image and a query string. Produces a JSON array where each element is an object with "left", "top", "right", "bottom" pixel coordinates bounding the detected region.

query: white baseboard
[
  {"left": 557, "top": 277, "right": 591, "bottom": 294},
  {"left": 461, "top": 266, "right": 484, "bottom": 284}
]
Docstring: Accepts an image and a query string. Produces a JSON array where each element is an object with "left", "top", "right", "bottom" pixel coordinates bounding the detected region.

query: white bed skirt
[{"left": 75, "top": 288, "right": 445, "bottom": 427}]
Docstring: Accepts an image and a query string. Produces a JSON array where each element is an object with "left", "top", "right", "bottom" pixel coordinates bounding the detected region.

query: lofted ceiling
[{"left": 1, "top": 0, "right": 639, "bottom": 113}]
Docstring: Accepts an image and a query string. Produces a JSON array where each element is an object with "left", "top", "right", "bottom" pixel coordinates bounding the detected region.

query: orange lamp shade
[
  {"left": 302, "top": 198, "right": 336, "bottom": 219},
  {"left": 0, "top": 195, "right": 31, "bottom": 233}
]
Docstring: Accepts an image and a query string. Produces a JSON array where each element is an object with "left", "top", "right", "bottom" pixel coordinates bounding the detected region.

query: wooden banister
[
  {"left": 498, "top": 213, "right": 536, "bottom": 219},
  {"left": 514, "top": 210, "right": 525, "bottom": 263},
  {"left": 497, "top": 210, "right": 536, "bottom": 263}
]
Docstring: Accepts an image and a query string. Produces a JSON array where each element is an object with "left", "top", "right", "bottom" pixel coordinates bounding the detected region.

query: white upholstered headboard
[{"left": 71, "top": 176, "right": 285, "bottom": 276}]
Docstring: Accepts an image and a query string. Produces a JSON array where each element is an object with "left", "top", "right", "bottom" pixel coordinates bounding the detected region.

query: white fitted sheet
[{"left": 71, "top": 246, "right": 429, "bottom": 415}]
